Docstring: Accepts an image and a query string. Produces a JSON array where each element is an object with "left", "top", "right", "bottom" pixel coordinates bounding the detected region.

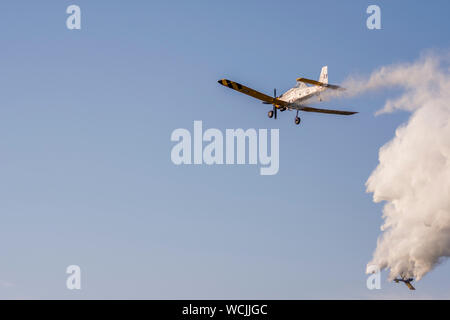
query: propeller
[{"left": 273, "top": 88, "right": 277, "bottom": 119}]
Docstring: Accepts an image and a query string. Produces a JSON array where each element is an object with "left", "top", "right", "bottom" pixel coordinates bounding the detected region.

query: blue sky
[{"left": 0, "top": 0, "right": 449, "bottom": 299}]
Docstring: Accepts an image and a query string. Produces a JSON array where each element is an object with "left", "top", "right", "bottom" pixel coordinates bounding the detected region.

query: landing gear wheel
[
  {"left": 295, "top": 116, "right": 301, "bottom": 125},
  {"left": 268, "top": 110, "right": 274, "bottom": 118}
]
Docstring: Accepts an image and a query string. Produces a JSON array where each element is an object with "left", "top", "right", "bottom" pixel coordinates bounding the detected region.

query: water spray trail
[{"left": 340, "top": 53, "right": 450, "bottom": 281}]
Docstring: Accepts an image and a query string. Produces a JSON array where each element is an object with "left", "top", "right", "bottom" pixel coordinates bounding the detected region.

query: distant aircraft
[
  {"left": 394, "top": 276, "right": 416, "bottom": 290},
  {"left": 218, "top": 66, "right": 357, "bottom": 126}
]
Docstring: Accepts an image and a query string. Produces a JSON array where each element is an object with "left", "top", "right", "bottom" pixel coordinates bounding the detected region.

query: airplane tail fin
[{"left": 319, "top": 66, "right": 328, "bottom": 84}]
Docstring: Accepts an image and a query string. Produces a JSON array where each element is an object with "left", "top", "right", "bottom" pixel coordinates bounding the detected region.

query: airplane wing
[
  {"left": 296, "top": 77, "right": 345, "bottom": 91},
  {"left": 290, "top": 105, "right": 358, "bottom": 115},
  {"left": 218, "top": 79, "right": 290, "bottom": 107},
  {"left": 405, "top": 282, "right": 416, "bottom": 290}
]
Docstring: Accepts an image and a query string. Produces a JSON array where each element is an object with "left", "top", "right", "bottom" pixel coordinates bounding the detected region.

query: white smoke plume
[{"left": 338, "top": 52, "right": 450, "bottom": 281}]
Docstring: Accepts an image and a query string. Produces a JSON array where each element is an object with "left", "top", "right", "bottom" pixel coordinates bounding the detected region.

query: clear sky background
[{"left": 0, "top": 0, "right": 449, "bottom": 299}]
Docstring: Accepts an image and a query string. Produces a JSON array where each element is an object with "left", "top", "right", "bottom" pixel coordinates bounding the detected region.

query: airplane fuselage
[{"left": 279, "top": 85, "right": 326, "bottom": 105}]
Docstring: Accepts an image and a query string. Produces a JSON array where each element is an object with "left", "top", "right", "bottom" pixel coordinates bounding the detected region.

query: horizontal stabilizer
[{"left": 296, "top": 77, "right": 345, "bottom": 91}]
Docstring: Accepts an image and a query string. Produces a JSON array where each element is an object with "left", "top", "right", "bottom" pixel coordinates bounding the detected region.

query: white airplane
[{"left": 218, "top": 66, "right": 357, "bottom": 125}]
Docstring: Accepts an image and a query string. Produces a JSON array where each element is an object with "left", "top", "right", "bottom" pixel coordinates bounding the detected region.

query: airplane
[
  {"left": 394, "top": 276, "right": 416, "bottom": 290},
  {"left": 218, "top": 66, "right": 357, "bottom": 126}
]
